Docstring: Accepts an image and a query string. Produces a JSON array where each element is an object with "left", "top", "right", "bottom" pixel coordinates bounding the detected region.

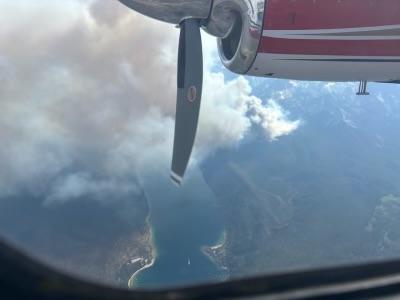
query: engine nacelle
[
  {"left": 206, "top": 0, "right": 400, "bottom": 82},
  {"left": 204, "top": 0, "right": 265, "bottom": 75}
]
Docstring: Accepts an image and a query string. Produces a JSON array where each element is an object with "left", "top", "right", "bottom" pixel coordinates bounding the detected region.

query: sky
[{"left": 0, "top": 0, "right": 300, "bottom": 203}]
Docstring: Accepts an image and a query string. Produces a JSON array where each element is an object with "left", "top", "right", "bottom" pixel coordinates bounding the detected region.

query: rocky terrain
[
  {"left": 201, "top": 80, "right": 400, "bottom": 279},
  {"left": 0, "top": 185, "right": 152, "bottom": 287}
]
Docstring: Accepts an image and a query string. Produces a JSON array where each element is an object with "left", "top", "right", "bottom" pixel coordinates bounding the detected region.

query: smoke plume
[{"left": 0, "top": 0, "right": 299, "bottom": 202}]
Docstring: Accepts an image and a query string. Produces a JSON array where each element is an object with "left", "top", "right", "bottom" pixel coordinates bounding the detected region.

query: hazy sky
[{"left": 0, "top": 0, "right": 300, "bottom": 203}]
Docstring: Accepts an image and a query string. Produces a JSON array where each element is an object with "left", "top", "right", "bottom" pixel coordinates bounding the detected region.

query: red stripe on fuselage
[
  {"left": 259, "top": 37, "right": 400, "bottom": 56},
  {"left": 265, "top": 0, "right": 400, "bottom": 30},
  {"left": 261, "top": 0, "right": 400, "bottom": 56}
]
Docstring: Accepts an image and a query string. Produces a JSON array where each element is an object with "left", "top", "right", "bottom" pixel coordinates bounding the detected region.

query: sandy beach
[{"left": 128, "top": 225, "right": 157, "bottom": 288}]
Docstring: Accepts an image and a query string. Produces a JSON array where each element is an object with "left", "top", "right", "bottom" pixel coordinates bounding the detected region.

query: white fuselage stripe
[
  {"left": 262, "top": 34, "right": 400, "bottom": 40},
  {"left": 263, "top": 24, "right": 400, "bottom": 35},
  {"left": 259, "top": 54, "right": 400, "bottom": 60},
  {"left": 263, "top": 24, "right": 400, "bottom": 40}
]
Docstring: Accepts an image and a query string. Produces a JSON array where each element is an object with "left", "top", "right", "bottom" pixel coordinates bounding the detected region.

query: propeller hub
[{"left": 118, "top": 0, "right": 213, "bottom": 24}]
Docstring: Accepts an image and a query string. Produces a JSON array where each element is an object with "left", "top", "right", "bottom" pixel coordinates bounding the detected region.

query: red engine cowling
[{"left": 207, "top": 0, "right": 400, "bottom": 82}]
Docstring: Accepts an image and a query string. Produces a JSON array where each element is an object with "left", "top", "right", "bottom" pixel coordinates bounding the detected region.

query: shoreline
[
  {"left": 201, "top": 230, "right": 229, "bottom": 279},
  {"left": 128, "top": 216, "right": 157, "bottom": 288},
  {"left": 128, "top": 256, "right": 155, "bottom": 288}
]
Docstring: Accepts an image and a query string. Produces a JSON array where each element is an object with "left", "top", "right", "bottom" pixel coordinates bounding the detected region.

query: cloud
[{"left": 0, "top": 0, "right": 299, "bottom": 202}]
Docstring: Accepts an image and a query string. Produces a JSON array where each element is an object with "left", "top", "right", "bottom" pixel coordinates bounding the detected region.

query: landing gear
[{"left": 357, "top": 81, "right": 369, "bottom": 96}]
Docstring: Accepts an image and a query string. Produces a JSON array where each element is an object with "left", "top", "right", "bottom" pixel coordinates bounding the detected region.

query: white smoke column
[
  {"left": 0, "top": 0, "right": 300, "bottom": 202},
  {"left": 249, "top": 98, "right": 301, "bottom": 140}
]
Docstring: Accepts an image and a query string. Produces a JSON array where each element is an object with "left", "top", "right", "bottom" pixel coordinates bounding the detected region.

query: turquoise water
[{"left": 135, "top": 168, "right": 224, "bottom": 289}]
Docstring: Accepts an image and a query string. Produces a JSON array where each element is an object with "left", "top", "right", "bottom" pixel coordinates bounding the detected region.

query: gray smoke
[{"left": 0, "top": 0, "right": 300, "bottom": 202}]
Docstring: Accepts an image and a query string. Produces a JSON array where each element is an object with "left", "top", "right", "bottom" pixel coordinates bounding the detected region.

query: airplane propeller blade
[{"left": 170, "top": 19, "right": 203, "bottom": 186}]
